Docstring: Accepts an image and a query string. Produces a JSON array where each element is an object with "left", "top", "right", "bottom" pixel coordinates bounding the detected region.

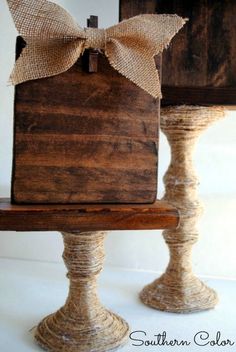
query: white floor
[{"left": 0, "top": 258, "right": 235, "bottom": 352}]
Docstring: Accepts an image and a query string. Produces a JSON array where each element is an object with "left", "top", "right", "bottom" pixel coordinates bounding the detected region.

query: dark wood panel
[
  {"left": 0, "top": 199, "right": 179, "bottom": 231},
  {"left": 15, "top": 135, "right": 157, "bottom": 168},
  {"left": 12, "top": 38, "right": 160, "bottom": 204},
  {"left": 120, "top": 0, "right": 157, "bottom": 20},
  {"left": 15, "top": 111, "right": 157, "bottom": 137},
  {"left": 162, "top": 86, "right": 236, "bottom": 106},
  {"left": 13, "top": 164, "right": 157, "bottom": 203},
  {"left": 120, "top": 0, "right": 236, "bottom": 104},
  {"left": 156, "top": 0, "right": 236, "bottom": 105}
]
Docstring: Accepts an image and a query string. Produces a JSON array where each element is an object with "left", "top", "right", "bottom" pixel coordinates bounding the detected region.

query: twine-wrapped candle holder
[
  {"left": 140, "top": 105, "right": 225, "bottom": 313},
  {"left": 35, "top": 231, "right": 129, "bottom": 352}
]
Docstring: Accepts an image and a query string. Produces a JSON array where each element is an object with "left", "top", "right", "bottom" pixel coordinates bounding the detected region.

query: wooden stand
[
  {"left": 0, "top": 199, "right": 179, "bottom": 351},
  {"left": 35, "top": 231, "right": 129, "bottom": 352},
  {"left": 140, "top": 106, "right": 225, "bottom": 313}
]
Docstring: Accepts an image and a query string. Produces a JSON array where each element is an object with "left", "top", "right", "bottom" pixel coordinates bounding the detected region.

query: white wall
[{"left": 0, "top": 0, "right": 236, "bottom": 279}]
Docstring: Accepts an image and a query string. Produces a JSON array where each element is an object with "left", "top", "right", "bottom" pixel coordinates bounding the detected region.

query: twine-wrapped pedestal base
[
  {"left": 35, "top": 231, "right": 129, "bottom": 352},
  {"left": 140, "top": 105, "right": 225, "bottom": 313}
]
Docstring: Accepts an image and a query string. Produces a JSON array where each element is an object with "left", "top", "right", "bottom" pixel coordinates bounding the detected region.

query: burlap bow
[{"left": 7, "top": 0, "right": 186, "bottom": 98}]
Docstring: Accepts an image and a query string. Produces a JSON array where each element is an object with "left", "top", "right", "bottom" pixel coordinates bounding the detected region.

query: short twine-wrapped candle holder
[
  {"left": 140, "top": 105, "right": 225, "bottom": 313},
  {"left": 35, "top": 231, "right": 129, "bottom": 352}
]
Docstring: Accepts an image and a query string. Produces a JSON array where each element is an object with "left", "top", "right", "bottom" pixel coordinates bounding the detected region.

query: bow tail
[
  {"left": 11, "top": 39, "right": 84, "bottom": 85},
  {"left": 105, "top": 42, "right": 161, "bottom": 99}
]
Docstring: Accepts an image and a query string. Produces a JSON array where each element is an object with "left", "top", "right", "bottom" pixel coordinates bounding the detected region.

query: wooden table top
[{"left": 0, "top": 198, "right": 179, "bottom": 232}]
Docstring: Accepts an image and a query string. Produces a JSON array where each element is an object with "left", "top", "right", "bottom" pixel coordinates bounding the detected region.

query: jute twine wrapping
[
  {"left": 35, "top": 231, "right": 129, "bottom": 352},
  {"left": 140, "top": 105, "right": 225, "bottom": 313},
  {"left": 7, "top": 0, "right": 186, "bottom": 98}
]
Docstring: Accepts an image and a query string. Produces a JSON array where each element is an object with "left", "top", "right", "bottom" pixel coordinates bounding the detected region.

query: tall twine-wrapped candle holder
[
  {"left": 35, "top": 231, "right": 129, "bottom": 352},
  {"left": 140, "top": 105, "right": 225, "bottom": 313}
]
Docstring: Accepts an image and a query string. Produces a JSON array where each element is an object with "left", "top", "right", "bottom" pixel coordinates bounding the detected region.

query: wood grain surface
[
  {"left": 12, "top": 38, "right": 160, "bottom": 204},
  {"left": 120, "top": 0, "right": 157, "bottom": 20},
  {"left": 0, "top": 199, "right": 179, "bottom": 231},
  {"left": 157, "top": 1, "right": 236, "bottom": 87},
  {"left": 120, "top": 0, "right": 236, "bottom": 105}
]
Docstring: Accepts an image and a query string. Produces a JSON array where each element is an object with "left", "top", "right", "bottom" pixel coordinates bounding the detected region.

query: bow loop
[
  {"left": 84, "top": 28, "right": 107, "bottom": 50},
  {"left": 7, "top": 0, "right": 187, "bottom": 98}
]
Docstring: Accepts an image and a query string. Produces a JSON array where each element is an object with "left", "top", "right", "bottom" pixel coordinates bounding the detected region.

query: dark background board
[
  {"left": 120, "top": 0, "right": 157, "bottom": 19},
  {"left": 12, "top": 38, "right": 160, "bottom": 204},
  {"left": 120, "top": 0, "right": 236, "bottom": 105}
]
